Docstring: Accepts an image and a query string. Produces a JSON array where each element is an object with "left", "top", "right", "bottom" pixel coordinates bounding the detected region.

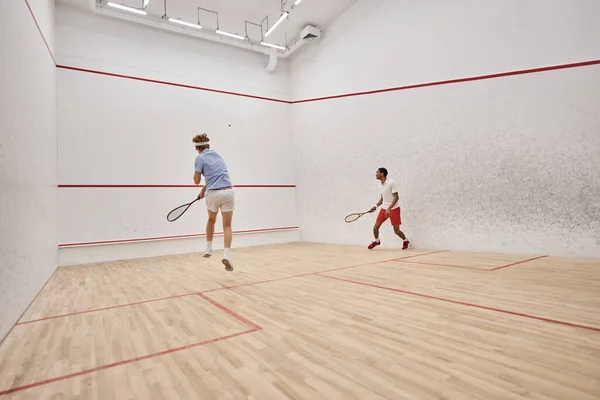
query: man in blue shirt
[{"left": 193, "top": 133, "right": 235, "bottom": 271}]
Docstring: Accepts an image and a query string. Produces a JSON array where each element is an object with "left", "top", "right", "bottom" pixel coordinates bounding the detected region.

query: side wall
[
  {"left": 290, "top": 0, "right": 600, "bottom": 257},
  {"left": 0, "top": 0, "right": 57, "bottom": 341},
  {"left": 56, "top": 5, "right": 297, "bottom": 265}
]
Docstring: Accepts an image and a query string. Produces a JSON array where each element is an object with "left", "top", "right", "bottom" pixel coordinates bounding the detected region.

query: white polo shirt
[{"left": 380, "top": 178, "right": 399, "bottom": 210}]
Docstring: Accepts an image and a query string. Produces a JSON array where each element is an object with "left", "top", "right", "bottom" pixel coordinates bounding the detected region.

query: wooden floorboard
[{"left": 1, "top": 242, "right": 599, "bottom": 399}]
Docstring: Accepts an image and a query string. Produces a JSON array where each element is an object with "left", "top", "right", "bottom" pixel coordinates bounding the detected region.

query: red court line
[
  {"left": 391, "top": 249, "right": 448, "bottom": 261},
  {"left": 17, "top": 250, "right": 445, "bottom": 324},
  {"left": 23, "top": 0, "right": 56, "bottom": 65},
  {"left": 0, "top": 329, "right": 258, "bottom": 396},
  {"left": 202, "top": 250, "right": 448, "bottom": 293},
  {"left": 491, "top": 255, "right": 548, "bottom": 271},
  {"left": 388, "top": 259, "right": 489, "bottom": 270},
  {"left": 388, "top": 252, "right": 546, "bottom": 271},
  {"left": 198, "top": 293, "right": 262, "bottom": 331},
  {"left": 201, "top": 275, "right": 314, "bottom": 294},
  {"left": 57, "top": 60, "right": 599, "bottom": 106},
  {"left": 316, "top": 274, "right": 600, "bottom": 333},
  {"left": 16, "top": 292, "right": 198, "bottom": 325},
  {"left": 17, "top": 259, "right": 392, "bottom": 324},
  {"left": 201, "top": 259, "right": 399, "bottom": 294},
  {"left": 1, "top": 296, "right": 261, "bottom": 396},
  {"left": 57, "top": 65, "right": 291, "bottom": 104},
  {"left": 58, "top": 226, "right": 299, "bottom": 247},
  {"left": 291, "top": 59, "right": 600, "bottom": 103},
  {"left": 58, "top": 184, "right": 296, "bottom": 188}
]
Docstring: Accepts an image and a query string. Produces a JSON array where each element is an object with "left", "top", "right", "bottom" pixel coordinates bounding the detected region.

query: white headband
[{"left": 194, "top": 141, "right": 209, "bottom": 147}]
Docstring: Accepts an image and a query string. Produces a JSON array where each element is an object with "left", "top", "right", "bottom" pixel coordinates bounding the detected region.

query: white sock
[
  {"left": 205, "top": 241, "right": 212, "bottom": 253},
  {"left": 224, "top": 248, "right": 230, "bottom": 260}
]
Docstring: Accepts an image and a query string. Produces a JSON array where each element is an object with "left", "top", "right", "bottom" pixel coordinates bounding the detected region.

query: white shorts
[{"left": 205, "top": 188, "right": 235, "bottom": 212}]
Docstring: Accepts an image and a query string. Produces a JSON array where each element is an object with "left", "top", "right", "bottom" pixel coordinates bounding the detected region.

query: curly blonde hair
[{"left": 193, "top": 133, "right": 210, "bottom": 150}]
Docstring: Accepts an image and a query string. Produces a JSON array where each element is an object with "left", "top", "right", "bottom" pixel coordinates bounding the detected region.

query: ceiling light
[
  {"left": 216, "top": 30, "right": 245, "bottom": 40},
  {"left": 294, "top": 0, "right": 303, "bottom": 5},
  {"left": 143, "top": 0, "right": 149, "bottom": 7},
  {"left": 106, "top": 2, "right": 147, "bottom": 15},
  {"left": 260, "top": 41, "right": 286, "bottom": 51},
  {"left": 168, "top": 18, "right": 202, "bottom": 30},
  {"left": 264, "top": 12, "right": 288, "bottom": 37}
]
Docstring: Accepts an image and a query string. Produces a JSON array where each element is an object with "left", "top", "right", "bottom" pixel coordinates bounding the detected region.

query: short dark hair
[{"left": 378, "top": 167, "right": 388, "bottom": 177}]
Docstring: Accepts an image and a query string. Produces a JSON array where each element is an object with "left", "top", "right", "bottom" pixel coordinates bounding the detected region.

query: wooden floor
[{"left": 1, "top": 242, "right": 600, "bottom": 399}]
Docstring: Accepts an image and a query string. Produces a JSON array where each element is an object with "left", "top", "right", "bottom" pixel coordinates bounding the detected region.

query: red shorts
[{"left": 376, "top": 207, "right": 401, "bottom": 226}]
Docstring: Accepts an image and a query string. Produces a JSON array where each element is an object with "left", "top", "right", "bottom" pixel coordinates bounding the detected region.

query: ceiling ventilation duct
[
  {"left": 265, "top": 48, "right": 279, "bottom": 74},
  {"left": 300, "top": 25, "right": 320, "bottom": 42}
]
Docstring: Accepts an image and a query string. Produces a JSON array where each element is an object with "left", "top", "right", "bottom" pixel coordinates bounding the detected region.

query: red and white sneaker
[
  {"left": 368, "top": 240, "right": 380, "bottom": 250},
  {"left": 402, "top": 240, "right": 409, "bottom": 250}
]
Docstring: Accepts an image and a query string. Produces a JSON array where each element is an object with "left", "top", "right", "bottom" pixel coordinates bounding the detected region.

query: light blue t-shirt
[{"left": 195, "top": 149, "right": 233, "bottom": 190}]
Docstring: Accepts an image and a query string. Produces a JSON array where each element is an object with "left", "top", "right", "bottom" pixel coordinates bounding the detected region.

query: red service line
[
  {"left": 58, "top": 226, "right": 299, "bottom": 248},
  {"left": 0, "top": 295, "right": 261, "bottom": 397},
  {"left": 316, "top": 273, "right": 600, "bottom": 333}
]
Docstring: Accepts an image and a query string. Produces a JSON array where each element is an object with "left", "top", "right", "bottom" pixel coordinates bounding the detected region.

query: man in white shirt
[{"left": 368, "top": 167, "right": 409, "bottom": 250}]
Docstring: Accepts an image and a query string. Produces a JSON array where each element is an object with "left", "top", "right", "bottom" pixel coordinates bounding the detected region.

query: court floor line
[
  {"left": 315, "top": 273, "right": 600, "bottom": 333},
  {"left": 491, "top": 255, "right": 548, "bottom": 271},
  {"left": 17, "top": 250, "right": 446, "bottom": 325},
  {"left": 387, "top": 259, "right": 488, "bottom": 270},
  {"left": 16, "top": 292, "right": 199, "bottom": 325},
  {"left": 0, "top": 294, "right": 262, "bottom": 397},
  {"left": 198, "top": 293, "right": 262, "bottom": 331},
  {"left": 387, "top": 254, "right": 547, "bottom": 271}
]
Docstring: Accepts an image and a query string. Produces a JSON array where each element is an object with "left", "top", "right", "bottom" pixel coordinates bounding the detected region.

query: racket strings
[
  {"left": 167, "top": 204, "right": 190, "bottom": 222},
  {"left": 345, "top": 213, "right": 362, "bottom": 222}
]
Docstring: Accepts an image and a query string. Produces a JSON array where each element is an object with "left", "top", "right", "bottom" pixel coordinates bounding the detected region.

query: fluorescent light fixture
[
  {"left": 168, "top": 18, "right": 202, "bottom": 29},
  {"left": 216, "top": 30, "right": 245, "bottom": 40},
  {"left": 143, "top": 0, "right": 149, "bottom": 7},
  {"left": 260, "top": 41, "right": 286, "bottom": 51},
  {"left": 264, "top": 12, "right": 288, "bottom": 37},
  {"left": 294, "top": 0, "right": 303, "bottom": 5},
  {"left": 106, "top": 2, "right": 147, "bottom": 15}
]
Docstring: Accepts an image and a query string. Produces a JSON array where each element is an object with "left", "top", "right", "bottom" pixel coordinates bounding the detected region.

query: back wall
[{"left": 56, "top": 5, "right": 298, "bottom": 265}]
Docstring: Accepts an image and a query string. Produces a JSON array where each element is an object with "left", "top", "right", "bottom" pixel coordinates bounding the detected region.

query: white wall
[
  {"left": 56, "top": 5, "right": 298, "bottom": 265},
  {"left": 0, "top": 0, "right": 57, "bottom": 342},
  {"left": 290, "top": 0, "right": 600, "bottom": 257},
  {"left": 26, "top": 0, "right": 55, "bottom": 55}
]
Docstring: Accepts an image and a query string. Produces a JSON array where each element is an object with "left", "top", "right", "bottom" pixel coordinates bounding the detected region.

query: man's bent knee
[{"left": 207, "top": 212, "right": 218, "bottom": 224}]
